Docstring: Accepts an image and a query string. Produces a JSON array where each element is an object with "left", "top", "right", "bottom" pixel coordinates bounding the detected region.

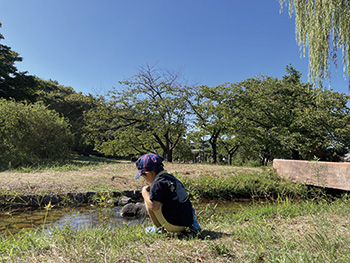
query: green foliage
[
  {"left": 173, "top": 136, "right": 194, "bottom": 162},
  {"left": 35, "top": 78, "right": 99, "bottom": 154},
  {"left": 84, "top": 65, "right": 350, "bottom": 164},
  {"left": 186, "top": 83, "right": 241, "bottom": 164},
  {"left": 234, "top": 66, "right": 350, "bottom": 163},
  {"left": 0, "top": 99, "right": 73, "bottom": 169},
  {"left": 280, "top": 0, "right": 350, "bottom": 86},
  {"left": 0, "top": 23, "right": 37, "bottom": 102},
  {"left": 85, "top": 64, "right": 189, "bottom": 161}
]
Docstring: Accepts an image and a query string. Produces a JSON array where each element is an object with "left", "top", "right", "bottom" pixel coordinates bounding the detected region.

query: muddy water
[{"left": 0, "top": 200, "right": 255, "bottom": 235}]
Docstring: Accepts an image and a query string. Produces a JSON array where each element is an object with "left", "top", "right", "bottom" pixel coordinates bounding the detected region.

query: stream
[{"left": 0, "top": 199, "right": 255, "bottom": 235}]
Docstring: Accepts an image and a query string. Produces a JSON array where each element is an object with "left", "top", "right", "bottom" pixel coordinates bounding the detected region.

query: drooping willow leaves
[{"left": 280, "top": 0, "right": 350, "bottom": 86}]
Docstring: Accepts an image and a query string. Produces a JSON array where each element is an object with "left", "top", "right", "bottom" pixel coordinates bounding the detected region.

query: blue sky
[{"left": 1, "top": 0, "right": 349, "bottom": 95}]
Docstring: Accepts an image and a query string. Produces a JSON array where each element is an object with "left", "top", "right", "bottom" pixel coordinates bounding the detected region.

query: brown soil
[{"left": 0, "top": 161, "right": 261, "bottom": 195}]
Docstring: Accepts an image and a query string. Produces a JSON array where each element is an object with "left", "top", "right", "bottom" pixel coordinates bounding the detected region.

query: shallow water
[
  {"left": 0, "top": 200, "right": 256, "bottom": 235},
  {"left": 0, "top": 205, "right": 142, "bottom": 235}
]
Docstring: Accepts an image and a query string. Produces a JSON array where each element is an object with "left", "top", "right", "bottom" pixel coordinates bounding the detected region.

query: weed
[
  {"left": 42, "top": 201, "right": 52, "bottom": 232},
  {"left": 310, "top": 157, "right": 326, "bottom": 187},
  {"left": 209, "top": 241, "right": 231, "bottom": 257},
  {"left": 92, "top": 191, "right": 114, "bottom": 206}
]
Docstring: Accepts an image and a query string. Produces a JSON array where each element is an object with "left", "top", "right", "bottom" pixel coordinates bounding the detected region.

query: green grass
[
  {"left": 180, "top": 170, "right": 310, "bottom": 201},
  {"left": 1, "top": 196, "right": 350, "bottom": 262}
]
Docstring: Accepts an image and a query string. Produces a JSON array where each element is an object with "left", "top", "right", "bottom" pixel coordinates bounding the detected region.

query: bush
[{"left": 0, "top": 99, "right": 73, "bottom": 169}]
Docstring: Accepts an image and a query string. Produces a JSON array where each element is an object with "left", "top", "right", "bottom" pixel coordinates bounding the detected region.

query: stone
[
  {"left": 120, "top": 202, "right": 147, "bottom": 218},
  {"left": 118, "top": 197, "right": 132, "bottom": 206}
]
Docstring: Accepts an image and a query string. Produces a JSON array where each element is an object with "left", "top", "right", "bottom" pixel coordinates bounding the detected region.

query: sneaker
[
  {"left": 155, "top": 227, "right": 167, "bottom": 234},
  {"left": 145, "top": 226, "right": 156, "bottom": 233},
  {"left": 145, "top": 226, "right": 167, "bottom": 234}
]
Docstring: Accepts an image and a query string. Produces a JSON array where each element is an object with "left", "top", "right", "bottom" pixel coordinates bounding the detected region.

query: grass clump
[{"left": 181, "top": 170, "right": 309, "bottom": 201}]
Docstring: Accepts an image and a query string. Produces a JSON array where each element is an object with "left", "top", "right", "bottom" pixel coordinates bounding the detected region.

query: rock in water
[{"left": 120, "top": 202, "right": 147, "bottom": 218}]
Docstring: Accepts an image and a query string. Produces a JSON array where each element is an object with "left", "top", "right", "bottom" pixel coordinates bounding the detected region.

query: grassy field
[{"left": 1, "top": 156, "right": 349, "bottom": 262}]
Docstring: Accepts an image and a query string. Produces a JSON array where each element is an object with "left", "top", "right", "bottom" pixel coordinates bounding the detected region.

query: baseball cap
[{"left": 135, "top": 153, "right": 164, "bottom": 179}]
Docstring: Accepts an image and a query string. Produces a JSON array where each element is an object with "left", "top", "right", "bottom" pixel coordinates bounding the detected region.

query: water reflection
[
  {"left": 51, "top": 206, "right": 143, "bottom": 232},
  {"left": 0, "top": 200, "right": 255, "bottom": 235},
  {"left": 0, "top": 206, "right": 143, "bottom": 235}
]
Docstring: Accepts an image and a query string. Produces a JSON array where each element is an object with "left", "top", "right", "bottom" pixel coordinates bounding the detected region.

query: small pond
[{"left": 0, "top": 200, "right": 258, "bottom": 235}]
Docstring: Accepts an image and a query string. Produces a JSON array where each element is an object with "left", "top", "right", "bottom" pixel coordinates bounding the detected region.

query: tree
[
  {"left": 280, "top": 0, "right": 350, "bottom": 86},
  {"left": 85, "top": 65, "right": 189, "bottom": 162},
  {"left": 236, "top": 66, "right": 350, "bottom": 164},
  {"left": 186, "top": 83, "right": 240, "bottom": 163},
  {"left": 172, "top": 136, "right": 195, "bottom": 162},
  {"left": 0, "top": 22, "right": 37, "bottom": 102},
  {"left": 218, "top": 134, "right": 240, "bottom": 165},
  {"left": 35, "top": 78, "right": 99, "bottom": 154}
]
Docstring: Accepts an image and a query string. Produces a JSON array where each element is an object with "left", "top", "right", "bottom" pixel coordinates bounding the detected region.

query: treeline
[{"left": 1, "top": 23, "right": 350, "bottom": 169}]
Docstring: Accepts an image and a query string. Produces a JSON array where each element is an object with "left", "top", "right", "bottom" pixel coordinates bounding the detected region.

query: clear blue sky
[{"left": 1, "top": 0, "right": 349, "bottom": 95}]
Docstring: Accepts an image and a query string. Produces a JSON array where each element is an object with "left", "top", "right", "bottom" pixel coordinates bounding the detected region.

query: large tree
[
  {"left": 280, "top": 0, "right": 350, "bottom": 86},
  {"left": 236, "top": 66, "right": 350, "bottom": 164},
  {"left": 186, "top": 83, "right": 240, "bottom": 164},
  {"left": 85, "top": 65, "right": 189, "bottom": 162}
]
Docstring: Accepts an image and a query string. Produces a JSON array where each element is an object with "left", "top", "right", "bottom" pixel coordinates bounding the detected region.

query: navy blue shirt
[{"left": 150, "top": 172, "right": 193, "bottom": 227}]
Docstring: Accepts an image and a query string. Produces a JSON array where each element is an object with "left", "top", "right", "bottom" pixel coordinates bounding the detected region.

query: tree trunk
[
  {"left": 212, "top": 141, "right": 217, "bottom": 164},
  {"left": 209, "top": 129, "right": 221, "bottom": 164},
  {"left": 228, "top": 154, "right": 233, "bottom": 165}
]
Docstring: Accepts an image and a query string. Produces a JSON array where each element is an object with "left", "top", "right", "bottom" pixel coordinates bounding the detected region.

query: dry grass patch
[{"left": 0, "top": 161, "right": 265, "bottom": 195}]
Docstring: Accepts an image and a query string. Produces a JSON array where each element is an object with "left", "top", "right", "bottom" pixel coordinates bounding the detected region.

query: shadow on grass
[
  {"left": 55, "top": 155, "right": 127, "bottom": 171},
  {"left": 70, "top": 155, "right": 123, "bottom": 164},
  {"left": 7, "top": 155, "right": 129, "bottom": 173},
  {"left": 177, "top": 229, "right": 232, "bottom": 241},
  {"left": 200, "top": 229, "right": 232, "bottom": 240}
]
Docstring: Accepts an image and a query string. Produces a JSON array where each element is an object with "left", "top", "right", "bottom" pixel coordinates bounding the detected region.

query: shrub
[{"left": 0, "top": 99, "right": 73, "bottom": 169}]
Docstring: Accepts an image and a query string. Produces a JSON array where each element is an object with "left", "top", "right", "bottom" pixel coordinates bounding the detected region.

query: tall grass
[{"left": 180, "top": 170, "right": 310, "bottom": 201}]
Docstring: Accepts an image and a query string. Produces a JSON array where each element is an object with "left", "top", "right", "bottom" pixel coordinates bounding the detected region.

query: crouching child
[{"left": 134, "top": 153, "right": 201, "bottom": 234}]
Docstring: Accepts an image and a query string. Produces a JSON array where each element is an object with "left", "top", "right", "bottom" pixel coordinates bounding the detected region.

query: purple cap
[{"left": 135, "top": 153, "right": 164, "bottom": 179}]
